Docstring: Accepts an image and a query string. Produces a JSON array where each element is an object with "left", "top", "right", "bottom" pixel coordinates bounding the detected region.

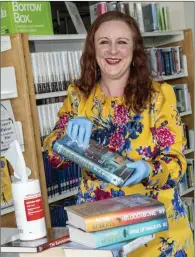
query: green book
[
  {"left": 163, "top": 7, "right": 169, "bottom": 30},
  {"left": 53, "top": 135, "right": 135, "bottom": 188},
  {"left": 1, "top": 1, "right": 53, "bottom": 35}
]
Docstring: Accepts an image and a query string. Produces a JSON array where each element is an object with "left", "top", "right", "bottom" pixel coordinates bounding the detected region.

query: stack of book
[{"left": 64, "top": 194, "right": 169, "bottom": 256}]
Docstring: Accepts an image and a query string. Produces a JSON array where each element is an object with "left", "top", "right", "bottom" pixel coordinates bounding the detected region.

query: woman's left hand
[{"left": 123, "top": 160, "right": 151, "bottom": 186}]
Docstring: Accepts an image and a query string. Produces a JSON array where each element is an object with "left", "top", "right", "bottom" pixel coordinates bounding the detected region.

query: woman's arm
[
  {"left": 143, "top": 83, "right": 187, "bottom": 189},
  {"left": 43, "top": 84, "right": 82, "bottom": 168}
]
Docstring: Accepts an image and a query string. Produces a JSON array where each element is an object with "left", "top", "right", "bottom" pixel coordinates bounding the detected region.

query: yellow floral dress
[{"left": 44, "top": 81, "right": 194, "bottom": 257}]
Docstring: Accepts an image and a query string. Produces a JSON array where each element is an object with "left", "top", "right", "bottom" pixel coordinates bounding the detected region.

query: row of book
[
  {"left": 178, "top": 159, "right": 194, "bottom": 196},
  {"left": 31, "top": 46, "right": 186, "bottom": 97},
  {"left": 173, "top": 84, "right": 192, "bottom": 113},
  {"left": 50, "top": 197, "right": 77, "bottom": 227},
  {"left": 30, "top": 51, "right": 82, "bottom": 94},
  {"left": 90, "top": 2, "right": 169, "bottom": 32},
  {"left": 147, "top": 46, "right": 185, "bottom": 77},
  {"left": 43, "top": 153, "right": 81, "bottom": 198},
  {"left": 37, "top": 102, "right": 63, "bottom": 143}
]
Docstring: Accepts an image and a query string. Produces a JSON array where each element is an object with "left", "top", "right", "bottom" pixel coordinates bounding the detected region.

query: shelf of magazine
[
  {"left": 48, "top": 187, "right": 79, "bottom": 204},
  {"left": 1, "top": 205, "right": 15, "bottom": 216}
]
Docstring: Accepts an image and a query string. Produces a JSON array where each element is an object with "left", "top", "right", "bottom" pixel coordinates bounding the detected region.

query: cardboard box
[{"left": 1, "top": 1, "right": 53, "bottom": 35}]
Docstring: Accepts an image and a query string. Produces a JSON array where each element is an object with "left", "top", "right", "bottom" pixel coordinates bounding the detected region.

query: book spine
[
  {"left": 94, "top": 218, "right": 168, "bottom": 248},
  {"left": 53, "top": 142, "right": 124, "bottom": 187},
  {"left": 86, "top": 204, "right": 166, "bottom": 232},
  {"left": 37, "top": 235, "right": 70, "bottom": 252}
]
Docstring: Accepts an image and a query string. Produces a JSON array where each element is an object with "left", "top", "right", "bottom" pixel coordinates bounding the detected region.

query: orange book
[{"left": 65, "top": 194, "right": 166, "bottom": 232}]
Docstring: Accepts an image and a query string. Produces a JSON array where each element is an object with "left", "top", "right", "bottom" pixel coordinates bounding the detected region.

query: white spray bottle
[{"left": 4, "top": 140, "right": 47, "bottom": 241}]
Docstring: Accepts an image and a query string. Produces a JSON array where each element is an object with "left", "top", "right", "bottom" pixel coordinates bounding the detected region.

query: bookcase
[
  {"left": 1, "top": 34, "right": 51, "bottom": 228},
  {"left": 1, "top": 30, "right": 194, "bottom": 231}
]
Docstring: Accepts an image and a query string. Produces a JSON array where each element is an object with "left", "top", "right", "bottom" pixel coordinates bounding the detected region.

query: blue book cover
[
  {"left": 142, "top": 3, "right": 158, "bottom": 32},
  {"left": 53, "top": 135, "right": 135, "bottom": 187},
  {"left": 68, "top": 218, "right": 168, "bottom": 248}
]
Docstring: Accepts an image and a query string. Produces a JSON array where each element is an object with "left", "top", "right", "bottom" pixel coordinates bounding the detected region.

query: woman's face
[{"left": 94, "top": 20, "right": 134, "bottom": 80}]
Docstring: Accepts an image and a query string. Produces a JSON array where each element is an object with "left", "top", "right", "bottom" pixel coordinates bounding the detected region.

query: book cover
[
  {"left": 53, "top": 135, "right": 135, "bottom": 188},
  {"left": 142, "top": 3, "right": 158, "bottom": 32},
  {"left": 2, "top": 1, "right": 53, "bottom": 35},
  {"left": 68, "top": 217, "right": 168, "bottom": 248},
  {"left": 65, "top": 194, "right": 166, "bottom": 232},
  {"left": 1, "top": 227, "right": 70, "bottom": 253},
  {"left": 65, "top": 2, "right": 87, "bottom": 34},
  {"left": 1, "top": 157, "right": 13, "bottom": 209}
]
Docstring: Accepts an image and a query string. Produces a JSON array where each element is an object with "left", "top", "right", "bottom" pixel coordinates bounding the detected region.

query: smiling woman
[
  {"left": 94, "top": 20, "right": 133, "bottom": 93},
  {"left": 44, "top": 11, "right": 194, "bottom": 257}
]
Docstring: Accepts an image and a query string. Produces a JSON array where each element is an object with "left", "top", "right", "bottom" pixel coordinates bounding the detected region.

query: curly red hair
[{"left": 76, "top": 11, "right": 155, "bottom": 113}]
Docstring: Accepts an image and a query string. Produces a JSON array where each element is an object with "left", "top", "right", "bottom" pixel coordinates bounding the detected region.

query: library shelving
[{"left": 1, "top": 29, "right": 194, "bottom": 229}]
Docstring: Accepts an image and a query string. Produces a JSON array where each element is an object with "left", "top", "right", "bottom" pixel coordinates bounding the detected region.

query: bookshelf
[
  {"left": 1, "top": 29, "right": 194, "bottom": 229},
  {"left": 1, "top": 34, "right": 50, "bottom": 228}
]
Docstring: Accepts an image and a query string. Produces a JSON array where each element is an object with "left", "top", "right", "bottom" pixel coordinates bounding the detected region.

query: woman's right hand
[{"left": 67, "top": 117, "right": 93, "bottom": 149}]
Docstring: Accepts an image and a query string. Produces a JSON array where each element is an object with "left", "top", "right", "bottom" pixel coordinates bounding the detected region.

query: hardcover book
[
  {"left": 18, "top": 234, "right": 155, "bottom": 257},
  {"left": 53, "top": 135, "right": 135, "bottom": 187},
  {"left": 1, "top": 227, "right": 69, "bottom": 253},
  {"left": 67, "top": 218, "right": 167, "bottom": 248},
  {"left": 64, "top": 194, "right": 166, "bottom": 232}
]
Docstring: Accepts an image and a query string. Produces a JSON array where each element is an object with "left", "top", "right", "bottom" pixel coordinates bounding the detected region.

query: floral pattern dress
[{"left": 44, "top": 82, "right": 194, "bottom": 257}]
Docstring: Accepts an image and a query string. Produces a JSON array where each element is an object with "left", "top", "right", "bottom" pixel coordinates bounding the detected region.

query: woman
[{"left": 44, "top": 11, "right": 194, "bottom": 257}]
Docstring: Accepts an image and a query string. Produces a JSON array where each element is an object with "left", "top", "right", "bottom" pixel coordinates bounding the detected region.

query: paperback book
[
  {"left": 63, "top": 234, "right": 155, "bottom": 257},
  {"left": 1, "top": 227, "right": 70, "bottom": 253},
  {"left": 53, "top": 135, "right": 135, "bottom": 187},
  {"left": 17, "top": 234, "right": 155, "bottom": 257},
  {"left": 65, "top": 194, "right": 166, "bottom": 232},
  {"left": 67, "top": 217, "right": 168, "bottom": 248}
]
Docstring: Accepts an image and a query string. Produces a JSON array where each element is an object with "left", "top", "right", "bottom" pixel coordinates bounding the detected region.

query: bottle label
[{"left": 24, "top": 193, "right": 44, "bottom": 221}]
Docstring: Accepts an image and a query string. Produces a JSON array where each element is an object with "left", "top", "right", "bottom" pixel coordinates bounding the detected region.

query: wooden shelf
[
  {"left": 36, "top": 91, "right": 67, "bottom": 100},
  {"left": 184, "top": 149, "right": 194, "bottom": 155},
  {"left": 1, "top": 206, "right": 15, "bottom": 216},
  {"left": 48, "top": 188, "right": 78, "bottom": 204},
  {"left": 180, "top": 187, "right": 194, "bottom": 197}
]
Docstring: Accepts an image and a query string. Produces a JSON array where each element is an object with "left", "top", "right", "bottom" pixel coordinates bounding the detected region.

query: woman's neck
[{"left": 100, "top": 75, "right": 128, "bottom": 97}]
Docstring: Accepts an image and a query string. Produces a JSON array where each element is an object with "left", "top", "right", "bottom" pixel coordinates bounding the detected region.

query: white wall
[
  {"left": 183, "top": 2, "right": 195, "bottom": 48},
  {"left": 158, "top": 2, "right": 194, "bottom": 47},
  {"left": 158, "top": 2, "right": 186, "bottom": 30}
]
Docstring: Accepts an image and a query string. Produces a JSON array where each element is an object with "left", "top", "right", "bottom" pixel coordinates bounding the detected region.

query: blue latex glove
[
  {"left": 67, "top": 117, "right": 93, "bottom": 149},
  {"left": 123, "top": 160, "right": 151, "bottom": 186}
]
